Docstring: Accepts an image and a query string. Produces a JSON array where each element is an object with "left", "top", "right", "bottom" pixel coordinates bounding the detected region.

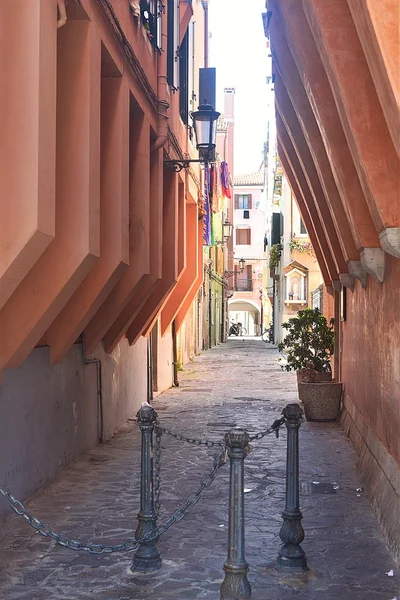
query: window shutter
[
  {"left": 179, "top": 30, "right": 189, "bottom": 123},
  {"left": 167, "top": 0, "right": 180, "bottom": 89},
  {"left": 247, "top": 228, "right": 251, "bottom": 244},
  {"left": 248, "top": 194, "right": 252, "bottom": 209},
  {"left": 234, "top": 194, "right": 239, "bottom": 209},
  {"left": 246, "top": 265, "right": 252, "bottom": 280}
]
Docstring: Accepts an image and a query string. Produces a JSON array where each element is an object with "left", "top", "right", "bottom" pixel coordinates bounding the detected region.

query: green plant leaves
[{"left": 278, "top": 308, "right": 334, "bottom": 372}]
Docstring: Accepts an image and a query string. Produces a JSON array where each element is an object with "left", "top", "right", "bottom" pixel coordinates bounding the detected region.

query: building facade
[
  {"left": 264, "top": 0, "right": 400, "bottom": 561},
  {"left": 266, "top": 166, "right": 328, "bottom": 346},
  {"left": 228, "top": 171, "right": 269, "bottom": 336},
  {"left": 0, "top": 0, "right": 213, "bottom": 521}
]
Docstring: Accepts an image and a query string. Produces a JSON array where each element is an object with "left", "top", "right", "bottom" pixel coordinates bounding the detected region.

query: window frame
[
  {"left": 167, "top": 0, "right": 180, "bottom": 89},
  {"left": 236, "top": 227, "right": 251, "bottom": 245}
]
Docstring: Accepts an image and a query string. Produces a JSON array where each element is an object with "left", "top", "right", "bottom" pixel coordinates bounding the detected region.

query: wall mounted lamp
[
  {"left": 214, "top": 219, "right": 233, "bottom": 246},
  {"left": 224, "top": 257, "right": 246, "bottom": 279},
  {"left": 164, "top": 104, "right": 220, "bottom": 172}
]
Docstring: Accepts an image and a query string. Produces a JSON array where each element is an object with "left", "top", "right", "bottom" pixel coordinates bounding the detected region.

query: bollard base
[
  {"left": 131, "top": 547, "right": 162, "bottom": 573},
  {"left": 220, "top": 563, "right": 251, "bottom": 600},
  {"left": 277, "top": 544, "right": 308, "bottom": 572}
]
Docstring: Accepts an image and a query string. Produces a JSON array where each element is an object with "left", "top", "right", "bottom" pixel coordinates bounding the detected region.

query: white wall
[
  {"left": 234, "top": 185, "right": 266, "bottom": 260},
  {"left": 156, "top": 328, "right": 174, "bottom": 393}
]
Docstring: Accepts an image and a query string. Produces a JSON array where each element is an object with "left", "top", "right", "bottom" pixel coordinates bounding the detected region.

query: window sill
[{"left": 284, "top": 299, "right": 307, "bottom": 305}]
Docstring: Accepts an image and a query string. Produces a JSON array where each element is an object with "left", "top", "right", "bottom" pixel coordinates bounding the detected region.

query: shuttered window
[
  {"left": 234, "top": 194, "right": 252, "bottom": 209},
  {"left": 236, "top": 228, "right": 251, "bottom": 245},
  {"left": 235, "top": 265, "right": 253, "bottom": 291}
]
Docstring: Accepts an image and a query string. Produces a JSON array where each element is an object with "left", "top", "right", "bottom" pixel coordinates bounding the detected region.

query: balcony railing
[{"left": 234, "top": 280, "right": 253, "bottom": 292}]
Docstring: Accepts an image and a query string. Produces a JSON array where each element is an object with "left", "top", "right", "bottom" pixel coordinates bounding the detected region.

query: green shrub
[{"left": 277, "top": 308, "right": 334, "bottom": 372}]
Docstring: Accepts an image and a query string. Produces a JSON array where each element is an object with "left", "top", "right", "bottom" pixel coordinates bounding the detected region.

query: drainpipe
[
  {"left": 172, "top": 320, "right": 180, "bottom": 386},
  {"left": 57, "top": 0, "right": 67, "bottom": 28},
  {"left": 82, "top": 336, "right": 104, "bottom": 443},
  {"left": 152, "top": 3, "right": 170, "bottom": 151},
  {"left": 334, "top": 290, "right": 341, "bottom": 381},
  {"left": 147, "top": 335, "right": 154, "bottom": 402}
]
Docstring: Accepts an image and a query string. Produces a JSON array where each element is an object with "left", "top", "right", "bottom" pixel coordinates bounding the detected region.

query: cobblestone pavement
[{"left": 0, "top": 340, "right": 398, "bottom": 600}]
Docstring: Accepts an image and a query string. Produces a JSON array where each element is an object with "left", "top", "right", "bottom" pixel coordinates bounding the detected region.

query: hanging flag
[
  {"left": 221, "top": 161, "right": 231, "bottom": 198},
  {"left": 203, "top": 167, "right": 211, "bottom": 245}
]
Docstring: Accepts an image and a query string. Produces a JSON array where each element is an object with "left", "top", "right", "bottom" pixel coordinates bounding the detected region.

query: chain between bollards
[
  {"left": 277, "top": 403, "right": 308, "bottom": 572},
  {"left": 132, "top": 403, "right": 162, "bottom": 572},
  {"left": 220, "top": 427, "right": 252, "bottom": 600}
]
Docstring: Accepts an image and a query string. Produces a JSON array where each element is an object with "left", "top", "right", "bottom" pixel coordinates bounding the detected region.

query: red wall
[{"left": 342, "top": 254, "right": 400, "bottom": 465}]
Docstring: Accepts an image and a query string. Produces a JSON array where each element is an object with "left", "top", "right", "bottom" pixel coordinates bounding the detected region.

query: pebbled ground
[{"left": 0, "top": 339, "right": 398, "bottom": 600}]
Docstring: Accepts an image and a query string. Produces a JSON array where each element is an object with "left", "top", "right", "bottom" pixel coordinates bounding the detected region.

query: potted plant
[
  {"left": 269, "top": 243, "right": 283, "bottom": 276},
  {"left": 278, "top": 308, "right": 342, "bottom": 421}
]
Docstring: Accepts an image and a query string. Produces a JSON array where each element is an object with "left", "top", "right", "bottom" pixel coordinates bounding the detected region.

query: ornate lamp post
[
  {"left": 164, "top": 104, "right": 220, "bottom": 171},
  {"left": 223, "top": 219, "right": 233, "bottom": 241},
  {"left": 215, "top": 219, "right": 233, "bottom": 246}
]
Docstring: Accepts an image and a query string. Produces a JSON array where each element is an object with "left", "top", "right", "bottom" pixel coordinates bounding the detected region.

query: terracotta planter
[
  {"left": 296, "top": 369, "right": 332, "bottom": 400},
  {"left": 298, "top": 382, "right": 342, "bottom": 422}
]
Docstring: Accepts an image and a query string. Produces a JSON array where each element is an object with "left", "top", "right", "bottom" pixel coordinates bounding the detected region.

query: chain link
[
  {"left": 248, "top": 417, "right": 286, "bottom": 441},
  {"left": 154, "top": 426, "right": 162, "bottom": 516},
  {"left": 156, "top": 424, "right": 225, "bottom": 448},
  {"left": 0, "top": 446, "right": 226, "bottom": 555}
]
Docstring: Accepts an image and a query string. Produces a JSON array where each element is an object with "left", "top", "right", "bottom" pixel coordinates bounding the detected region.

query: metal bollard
[
  {"left": 132, "top": 403, "right": 162, "bottom": 572},
  {"left": 220, "top": 427, "right": 251, "bottom": 600},
  {"left": 277, "top": 403, "right": 308, "bottom": 572}
]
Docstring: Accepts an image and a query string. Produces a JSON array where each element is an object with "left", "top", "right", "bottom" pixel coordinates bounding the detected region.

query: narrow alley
[{"left": 0, "top": 340, "right": 397, "bottom": 600}]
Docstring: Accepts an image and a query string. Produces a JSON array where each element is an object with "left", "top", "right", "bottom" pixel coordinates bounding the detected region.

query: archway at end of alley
[{"left": 228, "top": 299, "right": 262, "bottom": 336}]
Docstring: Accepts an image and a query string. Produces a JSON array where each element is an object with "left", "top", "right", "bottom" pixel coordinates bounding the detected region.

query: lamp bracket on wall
[
  {"left": 164, "top": 159, "right": 204, "bottom": 172},
  {"left": 223, "top": 258, "right": 246, "bottom": 278}
]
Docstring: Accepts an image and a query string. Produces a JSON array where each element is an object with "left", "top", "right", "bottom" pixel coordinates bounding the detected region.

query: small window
[
  {"left": 300, "top": 218, "right": 307, "bottom": 235},
  {"left": 139, "top": 0, "right": 161, "bottom": 48},
  {"left": 236, "top": 228, "right": 251, "bottom": 245},
  {"left": 234, "top": 194, "right": 252, "bottom": 209},
  {"left": 243, "top": 210, "right": 250, "bottom": 219}
]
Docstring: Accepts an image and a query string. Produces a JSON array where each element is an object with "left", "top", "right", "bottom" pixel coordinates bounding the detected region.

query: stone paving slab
[{"left": 0, "top": 340, "right": 398, "bottom": 600}]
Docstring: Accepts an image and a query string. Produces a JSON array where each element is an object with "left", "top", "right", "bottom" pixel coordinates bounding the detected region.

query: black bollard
[
  {"left": 277, "top": 403, "right": 308, "bottom": 572},
  {"left": 132, "top": 403, "right": 162, "bottom": 572},
  {"left": 220, "top": 427, "right": 251, "bottom": 600}
]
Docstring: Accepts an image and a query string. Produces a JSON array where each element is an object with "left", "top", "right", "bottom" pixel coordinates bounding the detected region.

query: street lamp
[
  {"left": 224, "top": 258, "right": 245, "bottom": 279},
  {"left": 164, "top": 104, "right": 221, "bottom": 172},
  {"left": 215, "top": 219, "right": 233, "bottom": 246},
  {"left": 223, "top": 219, "right": 233, "bottom": 241}
]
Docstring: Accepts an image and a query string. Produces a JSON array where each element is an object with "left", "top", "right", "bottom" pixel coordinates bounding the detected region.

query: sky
[{"left": 208, "top": 0, "right": 274, "bottom": 176}]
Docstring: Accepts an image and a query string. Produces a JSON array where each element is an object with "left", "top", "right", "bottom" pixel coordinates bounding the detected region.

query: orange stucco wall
[
  {"left": 0, "top": 0, "right": 204, "bottom": 377},
  {"left": 266, "top": 0, "right": 400, "bottom": 476},
  {"left": 0, "top": 0, "right": 207, "bottom": 523},
  {"left": 342, "top": 257, "right": 400, "bottom": 466}
]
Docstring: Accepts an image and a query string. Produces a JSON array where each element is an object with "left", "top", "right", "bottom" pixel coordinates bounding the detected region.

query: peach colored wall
[
  {"left": 0, "top": 0, "right": 56, "bottom": 310},
  {"left": 266, "top": 3, "right": 400, "bottom": 555},
  {"left": 0, "top": 0, "right": 205, "bottom": 378},
  {"left": 342, "top": 256, "right": 400, "bottom": 466},
  {"left": 0, "top": 0, "right": 207, "bottom": 513}
]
